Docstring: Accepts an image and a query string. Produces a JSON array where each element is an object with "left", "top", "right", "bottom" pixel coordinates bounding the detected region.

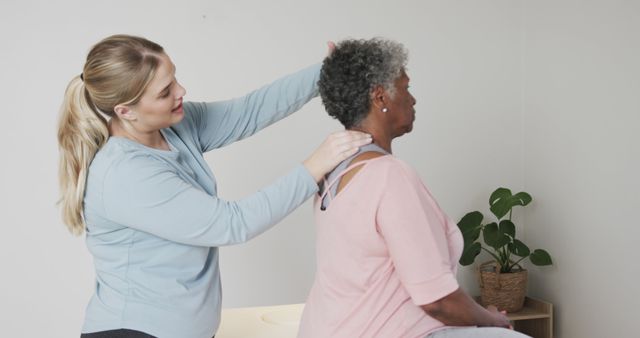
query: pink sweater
[{"left": 298, "top": 155, "right": 464, "bottom": 338}]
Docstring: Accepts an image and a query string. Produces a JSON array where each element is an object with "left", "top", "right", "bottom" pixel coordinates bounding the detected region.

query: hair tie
[{"left": 80, "top": 73, "right": 84, "bottom": 81}]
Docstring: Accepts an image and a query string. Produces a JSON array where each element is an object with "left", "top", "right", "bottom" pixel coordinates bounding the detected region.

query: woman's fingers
[
  {"left": 302, "top": 130, "right": 372, "bottom": 183},
  {"left": 331, "top": 131, "right": 371, "bottom": 156},
  {"left": 326, "top": 41, "right": 336, "bottom": 56}
]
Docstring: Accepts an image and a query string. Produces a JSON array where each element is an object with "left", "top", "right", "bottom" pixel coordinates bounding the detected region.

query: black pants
[
  {"left": 80, "top": 329, "right": 215, "bottom": 338},
  {"left": 80, "top": 329, "right": 155, "bottom": 338}
]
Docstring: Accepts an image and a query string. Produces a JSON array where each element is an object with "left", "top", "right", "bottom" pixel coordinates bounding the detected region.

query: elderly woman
[{"left": 297, "top": 39, "right": 529, "bottom": 338}]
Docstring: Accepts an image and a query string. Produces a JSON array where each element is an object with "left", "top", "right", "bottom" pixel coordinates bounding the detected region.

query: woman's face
[
  {"left": 386, "top": 69, "right": 416, "bottom": 137},
  {"left": 129, "top": 53, "right": 187, "bottom": 132}
]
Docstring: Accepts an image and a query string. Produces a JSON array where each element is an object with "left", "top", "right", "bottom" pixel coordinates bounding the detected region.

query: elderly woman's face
[{"left": 386, "top": 69, "right": 416, "bottom": 137}]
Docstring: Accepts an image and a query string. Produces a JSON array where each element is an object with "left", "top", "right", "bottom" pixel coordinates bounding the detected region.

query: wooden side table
[
  {"left": 508, "top": 297, "right": 553, "bottom": 338},
  {"left": 477, "top": 296, "right": 553, "bottom": 338}
]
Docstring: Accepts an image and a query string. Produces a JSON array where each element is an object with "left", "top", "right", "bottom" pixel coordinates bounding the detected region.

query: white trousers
[{"left": 427, "top": 327, "right": 532, "bottom": 338}]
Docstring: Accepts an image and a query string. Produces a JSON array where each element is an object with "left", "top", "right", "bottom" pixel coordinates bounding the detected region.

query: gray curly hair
[{"left": 318, "top": 38, "right": 408, "bottom": 128}]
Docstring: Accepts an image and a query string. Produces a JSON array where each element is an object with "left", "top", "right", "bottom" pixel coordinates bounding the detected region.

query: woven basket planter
[{"left": 478, "top": 261, "right": 528, "bottom": 312}]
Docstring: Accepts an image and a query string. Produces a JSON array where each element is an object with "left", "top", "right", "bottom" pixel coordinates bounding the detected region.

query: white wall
[
  {"left": 522, "top": 1, "right": 640, "bottom": 337},
  {"left": 0, "top": 0, "right": 524, "bottom": 337},
  {"left": 214, "top": 0, "right": 525, "bottom": 308}
]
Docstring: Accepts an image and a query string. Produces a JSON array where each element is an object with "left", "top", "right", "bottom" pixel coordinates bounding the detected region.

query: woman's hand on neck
[{"left": 350, "top": 122, "right": 392, "bottom": 154}]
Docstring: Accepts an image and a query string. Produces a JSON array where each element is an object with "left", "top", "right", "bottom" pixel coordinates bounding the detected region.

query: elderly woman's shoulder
[
  {"left": 364, "top": 154, "right": 406, "bottom": 167},
  {"left": 366, "top": 155, "right": 421, "bottom": 179}
]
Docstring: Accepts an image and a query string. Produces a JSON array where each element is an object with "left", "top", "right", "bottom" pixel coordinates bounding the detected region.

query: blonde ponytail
[
  {"left": 57, "top": 35, "right": 165, "bottom": 235},
  {"left": 57, "top": 76, "right": 109, "bottom": 235}
]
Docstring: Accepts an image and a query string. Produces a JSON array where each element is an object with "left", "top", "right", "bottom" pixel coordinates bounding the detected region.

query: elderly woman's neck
[{"left": 349, "top": 123, "right": 393, "bottom": 153}]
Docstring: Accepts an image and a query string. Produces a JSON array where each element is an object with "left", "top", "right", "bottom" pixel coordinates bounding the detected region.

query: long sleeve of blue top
[{"left": 81, "top": 64, "right": 321, "bottom": 338}]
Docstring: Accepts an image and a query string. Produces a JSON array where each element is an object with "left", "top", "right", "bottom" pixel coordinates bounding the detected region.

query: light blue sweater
[{"left": 81, "top": 64, "right": 321, "bottom": 338}]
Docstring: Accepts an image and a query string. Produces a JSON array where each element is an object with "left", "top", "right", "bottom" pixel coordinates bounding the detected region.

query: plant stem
[
  {"left": 509, "top": 256, "right": 528, "bottom": 270},
  {"left": 502, "top": 245, "right": 511, "bottom": 266},
  {"left": 499, "top": 248, "right": 508, "bottom": 265},
  {"left": 481, "top": 247, "right": 502, "bottom": 263}
]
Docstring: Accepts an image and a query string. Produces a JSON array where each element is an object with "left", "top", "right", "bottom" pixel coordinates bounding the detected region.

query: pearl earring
[{"left": 382, "top": 108, "right": 388, "bottom": 113}]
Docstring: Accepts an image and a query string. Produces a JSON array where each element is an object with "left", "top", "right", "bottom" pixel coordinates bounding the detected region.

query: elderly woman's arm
[
  {"left": 376, "top": 159, "right": 512, "bottom": 329},
  {"left": 421, "top": 288, "right": 512, "bottom": 328}
]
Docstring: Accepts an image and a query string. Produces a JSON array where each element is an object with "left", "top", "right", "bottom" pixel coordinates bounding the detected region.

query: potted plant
[{"left": 457, "top": 187, "right": 552, "bottom": 312}]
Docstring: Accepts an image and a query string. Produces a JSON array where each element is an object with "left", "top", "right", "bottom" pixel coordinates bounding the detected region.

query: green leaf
[
  {"left": 457, "top": 211, "right": 483, "bottom": 233},
  {"left": 483, "top": 222, "right": 498, "bottom": 245},
  {"left": 494, "top": 235, "right": 510, "bottom": 249},
  {"left": 483, "top": 222, "right": 509, "bottom": 249},
  {"left": 530, "top": 249, "right": 553, "bottom": 266},
  {"left": 489, "top": 188, "right": 511, "bottom": 206},
  {"left": 499, "top": 220, "right": 516, "bottom": 238},
  {"left": 458, "top": 211, "right": 483, "bottom": 248},
  {"left": 514, "top": 192, "right": 532, "bottom": 206},
  {"left": 459, "top": 242, "right": 481, "bottom": 266},
  {"left": 489, "top": 188, "right": 533, "bottom": 220},
  {"left": 510, "top": 239, "right": 530, "bottom": 257},
  {"left": 462, "top": 227, "right": 481, "bottom": 248},
  {"left": 489, "top": 188, "right": 513, "bottom": 219}
]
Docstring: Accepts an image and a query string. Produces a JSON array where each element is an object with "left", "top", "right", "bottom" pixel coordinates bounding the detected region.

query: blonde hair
[{"left": 57, "top": 34, "right": 164, "bottom": 235}]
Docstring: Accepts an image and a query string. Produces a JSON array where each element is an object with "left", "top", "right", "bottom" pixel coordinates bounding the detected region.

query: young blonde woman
[{"left": 57, "top": 35, "right": 370, "bottom": 338}]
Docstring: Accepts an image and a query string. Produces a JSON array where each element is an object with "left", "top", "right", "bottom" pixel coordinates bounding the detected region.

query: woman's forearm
[
  {"left": 187, "top": 63, "right": 321, "bottom": 152},
  {"left": 421, "top": 288, "right": 511, "bottom": 328}
]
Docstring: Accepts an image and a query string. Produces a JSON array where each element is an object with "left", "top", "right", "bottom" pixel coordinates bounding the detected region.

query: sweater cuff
[
  {"left": 306, "top": 63, "right": 321, "bottom": 97},
  {"left": 295, "top": 163, "right": 319, "bottom": 194}
]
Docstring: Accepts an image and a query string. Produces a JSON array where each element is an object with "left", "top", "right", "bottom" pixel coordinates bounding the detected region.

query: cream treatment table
[
  {"left": 216, "top": 297, "right": 552, "bottom": 338},
  {"left": 216, "top": 303, "right": 305, "bottom": 338}
]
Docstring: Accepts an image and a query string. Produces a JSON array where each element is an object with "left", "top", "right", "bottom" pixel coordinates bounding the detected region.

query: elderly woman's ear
[{"left": 371, "top": 85, "right": 389, "bottom": 113}]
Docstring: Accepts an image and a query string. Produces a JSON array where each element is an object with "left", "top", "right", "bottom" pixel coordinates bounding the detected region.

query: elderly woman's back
[
  {"left": 299, "top": 152, "right": 463, "bottom": 337},
  {"left": 297, "top": 38, "right": 529, "bottom": 338}
]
